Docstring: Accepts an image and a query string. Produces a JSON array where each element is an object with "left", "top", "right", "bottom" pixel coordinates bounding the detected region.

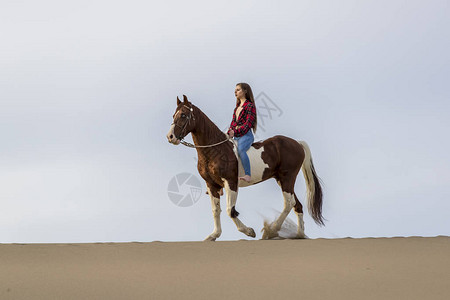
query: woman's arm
[{"left": 227, "top": 120, "right": 234, "bottom": 135}]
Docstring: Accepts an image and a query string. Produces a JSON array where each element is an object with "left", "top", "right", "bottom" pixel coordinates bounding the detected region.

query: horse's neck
[{"left": 191, "top": 109, "right": 228, "bottom": 158}]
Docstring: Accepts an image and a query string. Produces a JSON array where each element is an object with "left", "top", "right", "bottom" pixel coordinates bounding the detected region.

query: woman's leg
[{"left": 237, "top": 131, "right": 254, "bottom": 176}]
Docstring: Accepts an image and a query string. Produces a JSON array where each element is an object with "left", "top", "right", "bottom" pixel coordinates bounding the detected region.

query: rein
[
  {"left": 173, "top": 104, "right": 233, "bottom": 149},
  {"left": 180, "top": 137, "right": 232, "bottom": 148}
]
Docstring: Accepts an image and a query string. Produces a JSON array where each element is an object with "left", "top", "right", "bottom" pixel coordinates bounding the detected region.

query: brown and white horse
[{"left": 166, "top": 95, "right": 324, "bottom": 241}]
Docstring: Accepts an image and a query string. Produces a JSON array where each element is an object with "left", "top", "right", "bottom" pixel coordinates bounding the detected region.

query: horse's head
[{"left": 166, "top": 95, "right": 196, "bottom": 145}]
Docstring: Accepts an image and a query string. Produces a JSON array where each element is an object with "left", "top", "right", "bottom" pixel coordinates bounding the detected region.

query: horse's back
[
  {"left": 236, "top": 135, "right": 304, "bottom": 187},
  {"left": 251, "top": 135, "right": 303, "bottom": 156}
]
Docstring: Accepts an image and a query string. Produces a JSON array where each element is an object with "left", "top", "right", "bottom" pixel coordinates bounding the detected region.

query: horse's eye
[{"left": 181, "top": 113, "right": 186, "bottom": 118}]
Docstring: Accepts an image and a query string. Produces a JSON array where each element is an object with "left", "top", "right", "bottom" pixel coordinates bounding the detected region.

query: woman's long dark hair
[{"left": 235, "top": 82, "right": 257, "bottom": 134}]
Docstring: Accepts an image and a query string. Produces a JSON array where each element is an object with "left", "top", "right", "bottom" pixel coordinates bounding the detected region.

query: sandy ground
[{"left": 0, "top": 236, "right": 448, "bottom": 299}]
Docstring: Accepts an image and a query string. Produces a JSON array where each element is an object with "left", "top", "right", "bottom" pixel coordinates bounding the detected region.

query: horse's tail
[{"left": 297, "top": 141, "right": 325, "bottom": 226}]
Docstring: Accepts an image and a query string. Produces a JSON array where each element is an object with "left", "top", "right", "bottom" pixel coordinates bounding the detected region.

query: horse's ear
[
  {"left": 177, "top": 96, "right": 181, "bottom": 106},
  {"left": 183, "top": 94, "right": 189, "bottom": 104}
]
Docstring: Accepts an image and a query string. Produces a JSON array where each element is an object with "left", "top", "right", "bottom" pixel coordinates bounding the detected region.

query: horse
[{"left": 166, "top": 95, "right": 324, "bottom": 241}]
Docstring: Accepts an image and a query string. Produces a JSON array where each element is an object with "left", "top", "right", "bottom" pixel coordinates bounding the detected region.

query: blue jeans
[{"left": 233, "top": 130, "right": 254, "bottom": 176}]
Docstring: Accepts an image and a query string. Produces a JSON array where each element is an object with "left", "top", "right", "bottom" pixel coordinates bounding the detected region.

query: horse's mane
[{"left": 191, "top": 103, "right": 227, "bottom": 142}]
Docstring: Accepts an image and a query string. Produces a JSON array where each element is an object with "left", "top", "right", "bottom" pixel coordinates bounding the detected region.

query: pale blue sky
[{"left": 1, "top": 0, "right": 449, "bottom": 242}]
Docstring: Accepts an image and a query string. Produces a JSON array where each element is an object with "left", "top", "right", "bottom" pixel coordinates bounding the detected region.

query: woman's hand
[{"left": 229, "top": 130, "right": 234, "bottom": 138}]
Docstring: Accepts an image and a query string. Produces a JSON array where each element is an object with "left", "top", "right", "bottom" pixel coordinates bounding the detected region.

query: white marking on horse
[
  {"left": 276, "top": 179, "right": 305, "bottom": 239},
  {"left": 296, "top": 213, "right": 306, "bottom": 238},
  {"left": 166, "top": 123, "right": 181, "bottom": 145},
  {"left": 222, "top": 178, "right": 238, "bottom": 217},
  {"left": 221, "top": 178, "right": 256, "bottom": 238},
  {"left": 167, "top": 123, "right": 175, "bottom": 137},
  {"left": 204, "top": 186, "right": 222, "bottom": 241},
  {"left": 230, "top": 139, "right": 269, "bottom": 187}
]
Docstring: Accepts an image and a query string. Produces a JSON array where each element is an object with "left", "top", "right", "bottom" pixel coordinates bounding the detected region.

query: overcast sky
[{"left": 1, "top": 0, "right": 449, "bottom": 243}]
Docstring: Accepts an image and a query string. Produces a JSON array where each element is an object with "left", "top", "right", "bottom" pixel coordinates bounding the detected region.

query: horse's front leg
[
  {"left": 223, "top": 178, "right": 256, "bottom": 238},
  {"left": 204, "top": 184, "right": 222, "bottom": 241}
]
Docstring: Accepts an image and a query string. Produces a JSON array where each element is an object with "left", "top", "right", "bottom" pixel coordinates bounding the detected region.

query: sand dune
[{"left": 1, "top": 236, "right": 449, "bottom": 299}]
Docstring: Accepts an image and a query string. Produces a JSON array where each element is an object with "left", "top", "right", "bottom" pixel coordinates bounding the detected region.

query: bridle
[
  {"left": 171, "top": 105, "right": 232, "bottom": 148},
  {"left": 171, "top": 105, "right": 195, "bottom": 141}
]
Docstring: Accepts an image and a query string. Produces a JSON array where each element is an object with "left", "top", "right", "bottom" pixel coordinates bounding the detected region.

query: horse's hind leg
[
  {"left": 293, "top": 193, "right": 306, "bottom": 239},
  {"left": 222, "top": 178, "right": 256, "bottom": 238},
  {"left": 262, "top": 178, "right": 296, "bottom": 239}
]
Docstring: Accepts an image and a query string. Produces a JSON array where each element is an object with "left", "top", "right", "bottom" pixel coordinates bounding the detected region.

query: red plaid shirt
[{"left": 227, "top": 100, "right": 256, "bottom": 137}]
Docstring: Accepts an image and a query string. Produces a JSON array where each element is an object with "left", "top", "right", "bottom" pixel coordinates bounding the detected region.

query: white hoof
[
  {"left": 294, "top": 233, "right": 307, "bottom": 239},
  {"left": 244, "top": 227, "right": 256, "bottom": 238},
  {"left": 204, "top": 233, "right": 220, "bottom": 241}
]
